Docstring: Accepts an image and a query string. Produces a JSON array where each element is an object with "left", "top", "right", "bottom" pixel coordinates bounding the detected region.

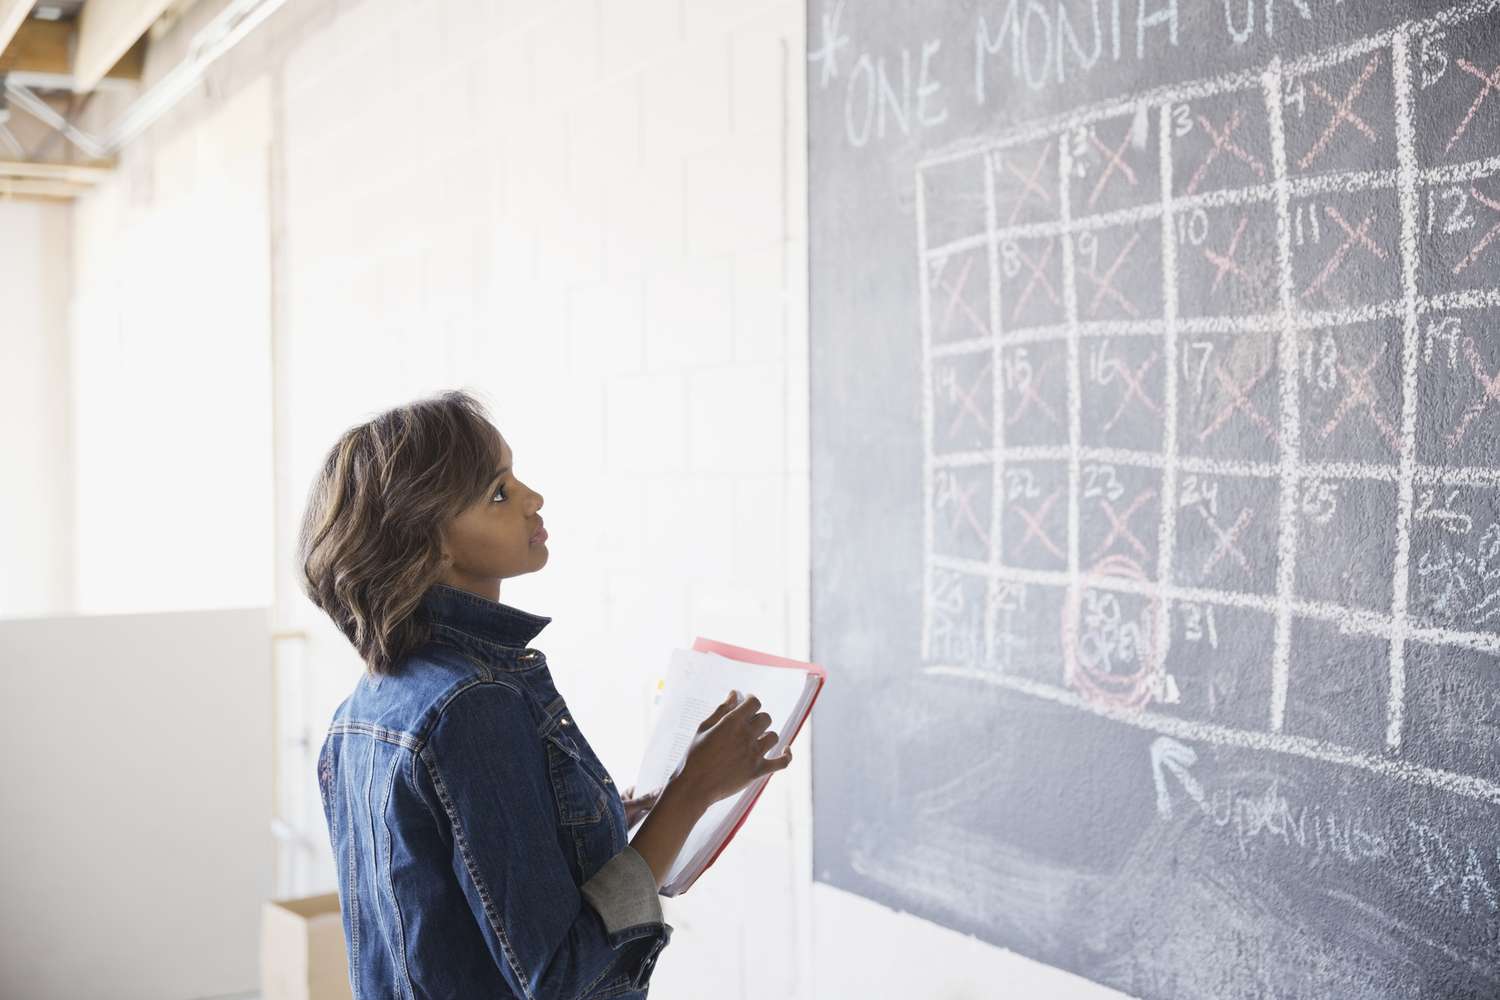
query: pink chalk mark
[
  {"left": 1453, "top": 185, "right": 1500, "bottom": 276},
  {"left": 1009, "top": 240, "right": 1062, "bottom": 321},
  {"left": 1296, "top": 53, "right": 1382, "bottom": 171},
  {"left": 1201, "top": 506, "right": 1255, "bottom": 576},
  {"left": 1198, "top": 358, "right": 1278, "bottom": 445},
  {"left": 1014, "top": 488, "right": 1066, "bottom": 561},
  {"left": 1094, "top": 490, "right": 1157, "bottom": 561},
  {"left": 943, "top": 357, "right": 994, "bottom": 438},
  {"left": 1006, "top": 355, "right": 1064, "bottom": 429},
  {"left": 944, "top": 475, "right": 992, "bottom": 550},
  {"left": 1101, "top": 351, "right": 1161, "bottom": 433},
  {"left": 935, "top": 254, "right": 990, "bottom": 339},
  {"left": 1087, "top": 125, "right": 1140, "bottom": 208},
  {"left": 1319, "top": 340, "right": 1400, "bottom": 451},
  {"left": 1084, "top": 231, "right": 1143, "bottom": 318},
  {"left": 1186, "top": 108, "right": 1266, "bottom": 195},
  {"left": 1301, "top": 206, "right": 1385, "bottom": 304},
  {"left": 1447, "top": 337, "right": 1500, "bottom": 448},
  {"left": 1445, "top": 59, "right": 1500, "bottom": 157},
  {"left": 1003, "top": 144, "right": 1053, "bottom": 225},
  {"left": 1204, "top": 214, "right": 1254, "bottom": 295}
]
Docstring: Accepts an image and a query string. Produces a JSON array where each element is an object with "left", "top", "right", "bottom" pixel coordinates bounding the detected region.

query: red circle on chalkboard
[{"left": 1061, "top": 554, "right": 1162, "bottom": 711}]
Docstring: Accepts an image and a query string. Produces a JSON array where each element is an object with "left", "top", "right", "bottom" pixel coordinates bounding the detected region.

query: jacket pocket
[
  {"left": 544, "top": 717, "right": 627, "bottom": 882},
  {"left": 545, "top": 726, "right": 606, "bottom": 825}
]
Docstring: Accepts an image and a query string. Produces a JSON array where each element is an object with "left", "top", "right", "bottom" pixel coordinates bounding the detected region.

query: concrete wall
[{"left": 63, "top": 0, "right": 1132, "bottom": 995}]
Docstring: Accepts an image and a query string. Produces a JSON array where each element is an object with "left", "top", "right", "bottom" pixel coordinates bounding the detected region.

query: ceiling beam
[
  {"left": 0, "top": 0, "right": 30, "bottom": 72},
  {"left": 0, "top": 19, "right": 146, "bottom": 82},
  {"left": 0, "top": 158, "right": 116, "bottom": 183},
  {"left": 0, "top": 19, "right": 71, "bottom": 75},
  {"left": 73, "top": 0, "right": 173, "bottom": 93},
  {"left": 0, "top": 176, "right": 95, "bottom": 200}
]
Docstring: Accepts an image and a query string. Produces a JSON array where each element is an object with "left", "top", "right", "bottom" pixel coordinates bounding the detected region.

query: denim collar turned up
[
  {"left": 322, "top": 581, "right": 669, "bottom": 998},
  {"left": 414, "top": 582, "right": 553, "bottom": 666}
]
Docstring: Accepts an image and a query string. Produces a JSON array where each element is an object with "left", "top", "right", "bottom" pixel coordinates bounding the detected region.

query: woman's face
[{"left": 437, "top": 431, "right": 547, "bottom": 601}]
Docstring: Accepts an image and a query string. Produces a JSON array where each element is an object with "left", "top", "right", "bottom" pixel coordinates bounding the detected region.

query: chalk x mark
[
  {"left": 1320, "top": 340, "right": 1401, "bottom": 451},
  {"left": 1201, "top": 506, "right": 1256, "bottom": 576},
  {"left": 1297, "top": 53, "right": 1383, "bottom": 171},
  {"left": 1083, "top": 231, "right": 1143, "bottom": 317},
  {"left": 1301, "top": 206, "right": 1389, "bottom": 306},
  {"left": 1001, "top": 144, "right": 1054, "bottom": 225},
  {"left": 1453, "top": 184, "right": 1500, "bottom": 275},
  {"left": 934, "top": 255, "right": 992, "bottom": 340},
  {"left": 1010, "top": 240, "right": 1062, "bottom": 321},
  {"left": 1101, "top": 351, "right": 1162, "bottom": 432},
  {"left": 1095, "top": 490, "right": 1157, "bottom": 561},
  {"left": 1015, "top": 488, "right": 1066, "bottom": 561},
  {"left": 1087, "top": 125, "right": 1141, "bottom": 208},
  {"left": 944, "top": 358, "right": 994, "bottom": 437},
  {"left": 1199, "top": 358, "right": 1279, "bottom": 445},
  {"left": 1006, "top": 356, "right": 1064, "bottom": 428},
  {"left": 1446, "top": 58, "right": 1500, "bottom": 156},
  {"left": 1447, "top": 337, "right": 1500, "bottom": 447},
  {"left": 1187, "top": 108, "right": 1267, "bottom": 195},
  {"left": 1204, "top": 214, "right": 1255, "bottom": 295}
]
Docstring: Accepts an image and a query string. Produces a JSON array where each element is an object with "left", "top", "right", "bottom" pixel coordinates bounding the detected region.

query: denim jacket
[{"left": 317, "top": 583, "right": 672, "bottom": 999}]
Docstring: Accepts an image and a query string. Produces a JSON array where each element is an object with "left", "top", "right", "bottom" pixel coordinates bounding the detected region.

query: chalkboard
[{"left": 808, "top": 1, "right": 1500, "bottom": 996}]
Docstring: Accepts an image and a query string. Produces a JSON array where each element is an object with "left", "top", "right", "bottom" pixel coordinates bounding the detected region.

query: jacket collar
[{"left": 415, "top": 582, "right": 552, "bottom": 650}]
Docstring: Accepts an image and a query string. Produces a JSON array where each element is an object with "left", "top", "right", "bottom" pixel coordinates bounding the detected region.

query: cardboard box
[{"left": 260, "top": 893, "right": 354, "bottom": 1000}]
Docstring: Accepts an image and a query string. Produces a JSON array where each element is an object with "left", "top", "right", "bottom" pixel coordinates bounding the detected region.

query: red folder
[{"left": 680, "top": 636, "right": 827, "bottom": 888}]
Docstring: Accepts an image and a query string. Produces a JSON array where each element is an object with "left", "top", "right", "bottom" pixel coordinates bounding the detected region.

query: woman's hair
[{"left": 298, "top": 388, "right": 504, "bottom": 676}]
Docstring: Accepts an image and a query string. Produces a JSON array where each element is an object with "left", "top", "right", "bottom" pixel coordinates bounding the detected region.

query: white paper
[{"left": 630, "top": 648, "right": 816, "bottom": 892}]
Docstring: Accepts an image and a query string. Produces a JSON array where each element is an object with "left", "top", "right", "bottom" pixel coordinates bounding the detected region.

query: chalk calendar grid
[{"left": 918, "top": 2, "right": 1500, "bottom": 804}]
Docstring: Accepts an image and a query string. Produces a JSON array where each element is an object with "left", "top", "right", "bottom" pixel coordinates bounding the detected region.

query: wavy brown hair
[{"left": 297, "top": 389, "right": 504, "bottom": 676}]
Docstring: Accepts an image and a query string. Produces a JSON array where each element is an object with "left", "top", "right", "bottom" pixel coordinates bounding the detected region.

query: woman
[{"left": 299, "top": 389, "right": 793, "bottom": 999}]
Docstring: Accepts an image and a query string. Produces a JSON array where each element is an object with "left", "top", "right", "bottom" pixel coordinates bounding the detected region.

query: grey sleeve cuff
[{"left": 579, "top": 845, "right": 665, "bottom": 935}]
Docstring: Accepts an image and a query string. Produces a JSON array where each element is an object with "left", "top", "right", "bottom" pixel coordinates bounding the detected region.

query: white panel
[{"left": 0, "top": 608, "right": 274, "bottom": 999}]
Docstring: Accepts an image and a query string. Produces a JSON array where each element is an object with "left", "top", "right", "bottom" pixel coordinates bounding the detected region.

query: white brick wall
[
  {"left": 273, "top": 2, "right": 819, "bottom": 996},
  {"left": 0, "top": 201, "right": 73, "bottom": 618},
  {"left": 59, "top": 0, "right": 1130, "bottom": 994}
]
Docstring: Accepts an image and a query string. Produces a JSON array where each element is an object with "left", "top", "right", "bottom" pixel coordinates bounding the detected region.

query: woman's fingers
[
  {"left": 697, "top": 689, "right": 741, "bottom": 732},
  {"left": 759, "top": 748, "right": 793, "bottom": 773}
]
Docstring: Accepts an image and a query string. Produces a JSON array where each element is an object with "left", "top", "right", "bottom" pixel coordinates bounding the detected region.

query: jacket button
[
  {"left": 560, "top": 718, "right": 571, "bottom": 727},
  {"left": 602, "top": 776, "right": 612, "bottom": 784}
]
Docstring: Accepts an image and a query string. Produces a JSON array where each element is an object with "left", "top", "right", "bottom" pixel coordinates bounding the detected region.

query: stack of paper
[{"left": 630, "top": 637, "right": 825, "bottom": 896}]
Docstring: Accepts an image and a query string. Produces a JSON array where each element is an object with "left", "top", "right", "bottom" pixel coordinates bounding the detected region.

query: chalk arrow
[{"left": 1150, "top": 736, "right": 1205, "bottom": 819}]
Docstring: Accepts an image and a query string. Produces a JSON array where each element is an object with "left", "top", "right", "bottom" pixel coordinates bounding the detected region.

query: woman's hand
[
  {"left": 620, "top": 784, "right": 664, "bottom": 827},
  {"left": 672, "top": 689, "right": 793, "bottom": 807}
]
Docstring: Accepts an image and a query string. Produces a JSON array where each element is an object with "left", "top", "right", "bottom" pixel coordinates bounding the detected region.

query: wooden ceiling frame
[
  {"left": 0, "top": 157, "right": 114, "bottom": 182},
  {"left": 0, "top": 0, "right": 29, "bottom": 71},
  {"left": 0, "top": 9, "right": 148, "bottom": 201},
  {"left": 0, "top": 18, "right": 146, "bottom": 82},
  {"left": 0, "top": 157, "right": 115, "bottom": 203},
  {"left": 73, "top": 0, "right": 177, "bottom": 93},
  {"left": 0, "top": 0, "right": 273, "bottom": 199},
  {"left": 0, "top": 175, "right": 94, "bottom": 199}
]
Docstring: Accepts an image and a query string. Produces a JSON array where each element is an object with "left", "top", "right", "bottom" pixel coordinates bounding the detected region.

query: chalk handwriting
[
  {"left": 1148, "top": 741, "right": 1500, "bottom": 916},
  {"left": 1415, "top": 522, "right": 1500, "bottom": 627},
  {"left": 823, "top": 0, "right": 1350, "bottom": 147}
]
